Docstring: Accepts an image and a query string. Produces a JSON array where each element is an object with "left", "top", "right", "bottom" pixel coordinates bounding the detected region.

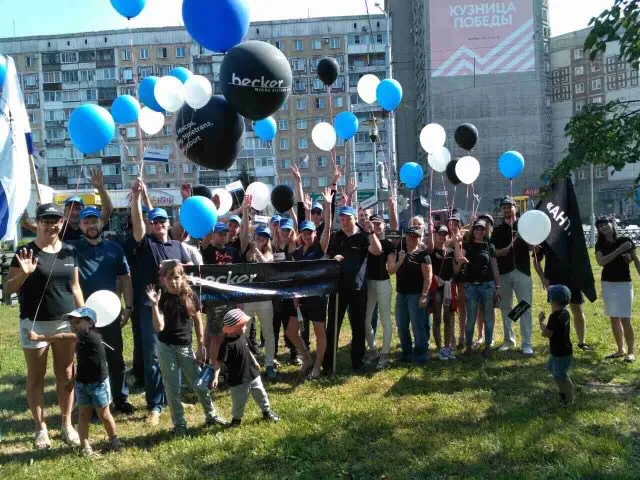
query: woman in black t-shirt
[
  {"left": 5, "top": 203, "right": 84, "bottom": 449},
  {"left": 595, "top": 217, "right": 640, "bottom": 362}
]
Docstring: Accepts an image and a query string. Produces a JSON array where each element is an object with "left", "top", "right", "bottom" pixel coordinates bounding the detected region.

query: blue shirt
[{"left": 69, "top": 237, "right": 130, "bottom": 298}]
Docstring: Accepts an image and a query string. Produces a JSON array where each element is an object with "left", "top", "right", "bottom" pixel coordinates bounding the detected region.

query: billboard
[{"left": 430, "top": 1, "right": 535, "bottom": 77}]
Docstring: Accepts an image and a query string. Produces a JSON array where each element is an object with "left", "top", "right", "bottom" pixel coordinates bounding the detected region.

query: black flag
[{"left": 536, "top": 178, "right": 597, "bottom": 302}]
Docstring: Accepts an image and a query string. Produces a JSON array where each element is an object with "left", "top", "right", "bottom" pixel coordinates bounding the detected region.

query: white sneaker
[
  {"left": 446, "top": 348, "right": 456, "bottom": 360},
  {"left": 498, "top": 343, "right": 513, "bottom": 352},
  {"left": 473, "top": 338, "right": 485, "bottom": 347},
  {"left": 436, "top": 348, "right": 449, "bottom": 361},
  {"left": 522, "top": 346, "right": 534, "bottom": 356}
]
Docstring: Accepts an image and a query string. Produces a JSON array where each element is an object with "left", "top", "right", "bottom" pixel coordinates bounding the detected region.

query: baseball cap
[
  {"left": 36, "top": 203, "right": 64, "bottom": 219},
  {"left": 478, "top": 213, "right": 495, "bottom": 226},
  {"left": 472, "top": 219, "right": 487, "bottom": 229},
  {"left": 64, "top": 195, "right": 84, "bottom": 207},
  {"left": 500, "top": 196, "right": 517, "bottom": 207},
  {"left": 311, "top": 202, "right": 324, "bottom": 212},
  {"left": 214, "top": 222, "right": 229, "bottom": 233},
  {"left": 223, "top": 308, "right": 250, "bottom": 334},
  {"left": 548, "top": 284, "right": 571, "bottom": 306},
  {"left": 369, "top": 214, "right": 384, "bottom": 223},
  {"left": 299, "top": 220, "right": 316, "bottom": 232},
  {"left": 79, "top": 207, "right": 101, "bottom": 220},
  {"left": 339, "top": 206, "right": 356, "bottom": 217},
  {"left": 270, "top": 215, "right": 282, "bottom": 224},
  {"left": 279, "top": 218, "right": 294, "bottom": 230},
  {"left": 148, "top": 208, "right": 169, "bottom": 222},
  {"left": 437, "top": 225, "right": 449, "bottom": 234},
  {"left": 406, "top": 227, "right": 422, "bottom": 237},
  {"left": 62, "top": 306, "right": 97, "bottom": 324},
  {"left": 228, "top": 215, "right": 241, "bottom": 225},
  {"left": 448, "top": 212, "right": 462, "bottom": 223},
  {"left": 255, "top": 226, "right": 272, "bottom": 238}
]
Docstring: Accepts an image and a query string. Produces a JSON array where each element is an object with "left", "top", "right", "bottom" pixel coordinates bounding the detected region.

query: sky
[{"left": 0, "top": 0, "right": 615, "bottom": 40}]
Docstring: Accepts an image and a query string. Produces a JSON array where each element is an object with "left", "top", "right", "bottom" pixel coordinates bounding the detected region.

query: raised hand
[
  {"left": 146, "top": 285, "right": 162, "bottom": 305},
  {"left": 242, "top": 194, "right": 253, "bottom": 212},
  {"left": 291, "top": 164, "right": 301, "bottom": 183},
  {"left": 15, "top": 248, "right": 37, "bottom": 275},
  {"left": 321, "top": 187, "right": 334, "bottom": 205},
  {"left": 131, "top": 177, "right": 144, "bottom": 195},
  {"left": 397, "top": 250, "right": 406, "bottom": 263},
  {"left": 180, "top": 183, "right": 192, "bottom": 200},
  {"left": 388, "top": 194, "right": 397, "bottom": 211},
  {"left": 304, "top": 193, "right": 312, "bottom": 210},
  {"left": 346, "top": 177, "right": 357, "bottom": 196},
  {"left": 332, "top": 164, "right": 342, "bottom": 185},
  {"left": 90, "top": 168, "right": 105, "bottom": 189}
]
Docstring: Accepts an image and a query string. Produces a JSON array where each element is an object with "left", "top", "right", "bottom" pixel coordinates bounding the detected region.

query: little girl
[{"left": 146, "top": 260, "right": 228, "bottom": 435}]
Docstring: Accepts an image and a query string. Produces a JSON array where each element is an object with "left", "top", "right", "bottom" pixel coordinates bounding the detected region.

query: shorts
[
  {"left": 273, "top": 299, "right": 296, "bottom": 320},
  {"left": 547, "top": 355, "right": 572, "bottom": 381},
  {"left": 19, "top": 318, "right": 71, "bottom": 349},
  {"left": 299, "top": 297, "right": 327, "bottom": 323},
  {"left": 548, "top": 283, "right": 583, "bottom": 305},
  {"left": 76, "top": 378, "right": 112, "bottom": 408},
  {"left": 205, "top": 303, "right": 235, "bottom": 336}
]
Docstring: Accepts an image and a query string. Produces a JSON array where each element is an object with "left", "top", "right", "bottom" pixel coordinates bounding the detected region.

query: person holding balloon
[{"left": 446, "top": 212, "right": 468, "bottom": 349}]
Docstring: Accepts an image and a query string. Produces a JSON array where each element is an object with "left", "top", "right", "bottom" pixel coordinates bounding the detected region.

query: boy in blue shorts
[{"left": 538, "top": 285, "right": 574, "bottom": 405}]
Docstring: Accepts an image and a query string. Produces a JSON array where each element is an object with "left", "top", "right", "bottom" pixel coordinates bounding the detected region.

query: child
[
  {"left": 28, "top": 307, "right": 120, "bottom": 457},
  {"left": 146, "top": 260, "right": 228, "bottom": 435},
  {"left": 538, "top": 284, "right": 574, "bottom": 405},
  {"left": 212, "top": 309, "right": 280, "bottom": 427}
]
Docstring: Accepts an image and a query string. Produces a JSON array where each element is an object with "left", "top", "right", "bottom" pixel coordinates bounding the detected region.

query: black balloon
[
  {"left": 192, "top": 184, "right": 212, "bottom": 199},
  {"left": 454, "top": 123, "right": 479, "bottom": 151},
  {"left": 175, "top": 95, "right": 245, "bottom": 171},
  {"left": 270, "top": 185, "right": 295, "bottom": 213},
  {"left": 317, "top": 57, "right": 339, "bottom": 86},
  {"left": 220, "top": 40, "right": 293, "bottom": 121},
  {"left": 445, "top": 160, "right": 461, "bottom": 185}
]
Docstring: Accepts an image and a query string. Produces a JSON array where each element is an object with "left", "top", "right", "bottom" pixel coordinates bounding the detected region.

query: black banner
[{"left": 184, "top": 260, "right": 341, "bottom": 304}]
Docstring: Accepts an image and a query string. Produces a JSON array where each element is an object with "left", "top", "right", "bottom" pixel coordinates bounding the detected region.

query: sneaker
[
  {"left": 498, "top": 343, "right": 513, "bottom": 352},
  {"left": 364, "top": 350, "right": 379, "bottom": 364},
  {"left": 446, "top": 348, "right": 456, "bottom": 360},
  {"left": 436, "top": 348, "right": 449, "bottom": 361},
  {"left": 273, "top": 359, "right": 281, "bottom": 368},
  {"left": 34, "top": 427, "right": 51, "bottom": 450},
  {"left": 172, "top": 425, "right": 188, "bottom": 437},
  {"left": 205, "top": 415, "right": 229, "bottom": 427},
  {"left": 81, "top": 445, "right": 102, "bottom": 459},
  {"left": 262, "top": 410, "right": 280, "bottom": 422},
  {"left": 291, "top": 354, "right": 303, "bottom": 366},
  {"left": 625, "top": 354, "right": 636, "bottom": 363},
  {"left": 61, "top": 425, "right": 81, "bottom": 447},
  {"left": 307, "top": 367, "right": 321, "bottom": 380},
  {"left": 106, "top": 436, "right": 122, "bottom": 452},
  {"left": 376, "top": 354, "right": 390, "bottom": 370},
  {"left": 522, "top": 346, "right": 534, "bottom": 356},
  {"left": 473, "top": 338, "right": 485, "bottom": 347},
  {"left": 578, "top": 343, "right": 594, "bottom": 352},
  {"left": 266, "top": 365, "right": 278, "bottom": 380},
  {"left": 146, "top": 410, "right": 161, "bottom": 426},
  {"left": 114, "top": 401, "right": 135, "bottom": 415},
  {"left": 229, "top": 418, "right": 242, "bottom": 428}
]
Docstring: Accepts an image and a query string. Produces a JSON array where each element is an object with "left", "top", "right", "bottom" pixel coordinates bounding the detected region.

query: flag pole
[{"left": 28, "top": 154, "right": 42, "bottom": 203}]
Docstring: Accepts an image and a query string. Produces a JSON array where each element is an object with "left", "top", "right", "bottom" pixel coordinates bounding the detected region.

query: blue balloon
[
  {"left": 138, "top": 76, "right": 164, "bottom": 113},
  {"left": 498, "top": 151, "right": 525, "bottom": 180},
  {"left": 183, "top": 0, "right": 250, "bottom": 53},
  {"left": 111, "top": 95, "right": 140, "bottom": 124},
  {"left": 376, "top": 79, "right": 403, "bottom": 111},
  {"left": 400, "top": 162, "right": 424, "bottom": 189},
  {"left": 0, "top": 55, "right": 7, "bottom": 86},
  {"left": 169, "top": 67, "right": 193, "bottom": 84},
  {"left": 110, "top": 0, "right": 147, "bottom": 19},
  {"left": 334, "top": 111, "right": 359, "bottom": 140},
  {"left": 68, "top": 104, "right": 116, "bottom": 154},
  {"left": 180, "top": 196, "right": 218, "bottom": 239},
  {"left": 254, "top": 117, "right": 277, "bottom": 141}
]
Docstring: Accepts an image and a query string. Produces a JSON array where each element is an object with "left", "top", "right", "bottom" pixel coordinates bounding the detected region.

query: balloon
[
  {"left": 211, "top": 188, "right": 233, "bottom": 215},
  {"left": 428, "top": 147, "right": 451, "bottom": 173},
  {"left": 139, "top": 76, "right": 164, "bottom": 113},
  {"left": 271, "top": 185, "right": 295, "bottom": 213},
  {"left": 192, "top": 184, "right": 212, "bottom": 198},
  {"left": 68, "top": 104, "right": 115, "bottom": 154},
  {"left": 254, "top": 117, "right": 277, "bottom": 141},
  {"left": 111, "top": 95, "right": 140, "bottom": 124},
  {"left": 455, "top": 156, "right": 480, "bottom": 185},
  {"left": 0, "top": 55, "right": 6, "bottom": 86},
  {"left": 518, "top": 210, "right": 552, "bottom": 246},
  {"left": 498, "top": 151, "right": 525, "bottom": 180},
  {"left": 182, "top": 0, "right": 250, "bottom": 53},
  {"left": 180, "top": 196, "right": 218, "bottom": 239},
  {"left": 317, "top": 57, "right": 339, "bottom": 86},
  {"left": 311, "top": 122, "right": 337, "bottom": 151},
  {"left": 220, "top": 40, "right": 293, "bottom": 120},
  {"left": 357, "top": 74, "right": 380, "bottom": 104},
  {"left": 420, "top": 123, "right": 446, "bottom": 154},
  {"left": 445, "top": 160, "right": 461, "bottom": 185},
  {"left": 175, "top": 95, "right": 245, "bottom": 171},
  {"left": 454, "top": 123, "right": 479, "bottom": 151},
  {"left": 376, "top": 79, "right": 403, "bottom": 111},
  {"left": 138, "top": 107, "right": 164, "bottom": 135},
  {"left": 334, "top": 111, "right": 359, "bottom": 140},
  {"left": 169, "top": 66, "right": 193, "bottom": 84},
  {"left": 110, "top": 0, "right": 146, "bottom": 19},
  {"left": 400, "top": 162, "right": 424, "bottom": 189},
  {"left": 246, "top": 182, "right": 271, "bottom": 211},
  {"left": 154, "top": 75, "right": 185, "bottom": 113},
  {"left": 86, "top": 290, "right": 121, "bottom": 328},
  {"left": 184, "top": 75, "right": 212, "bottom": 109}
]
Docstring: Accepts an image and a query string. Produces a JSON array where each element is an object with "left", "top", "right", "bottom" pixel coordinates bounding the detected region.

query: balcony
[
  {"left": 43, "top": 83, "right": 62, "bottom": 91},
  {"left": 255, "top": 165, "right": 276, "bottom": 177},
  {"left": 97, "top": 79, "right": 117, "bottom": 88},
  {"left": 346, "top": 43, "right": 385, "bottom": 55},
  {"left": 347, "top": 64, "right": 385, "bottom": 74}
]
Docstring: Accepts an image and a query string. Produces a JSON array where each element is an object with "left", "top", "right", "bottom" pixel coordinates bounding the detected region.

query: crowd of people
[{"left": 7, "top": 165, "right": 640, "bottom": 456}]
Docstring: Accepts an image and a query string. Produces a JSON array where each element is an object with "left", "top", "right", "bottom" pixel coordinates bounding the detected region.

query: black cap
[
  {"left": 406, "top": 227, "right": 422, "bottom": 236},
  {"left": 478, "top": 213, "right": 494, "bottom": 226},
  {"left": 36, "top": 203, "right": 64, "bottom": 219},
  {"left": 472, "top": 219, "right": 487, "bottom": 229},
  {"left": 500, "top": 196, "right": 517, "bottom": 207},
  {"left": 369, "top": 214, "right": 384, "bottom": 223}
]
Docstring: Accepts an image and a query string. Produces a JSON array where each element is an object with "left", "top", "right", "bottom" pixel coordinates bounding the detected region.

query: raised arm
[
  {"left": 388, "top": 195, "right": 398, "bottom": 231},
  {"left": 131, "top": 178, "right": 145, "bottom": 243},
  {"left": 91, "top": 168, "right": 113, "bottom": 226},
  {"left": 146, "top": 286, "right": 164, "bottom": 333},
  {"left": 320, "top": 187, "right": 333, "bottom": 253},
  {"left": 239, "top": 194, "right": 252, "bottom": 254},
  {"left": 5, "top": 248, "right": 37, "bottom": 295}
]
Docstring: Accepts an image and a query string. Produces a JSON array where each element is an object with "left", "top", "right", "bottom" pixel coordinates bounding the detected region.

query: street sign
[
  {"left": 435, "top": 191, "right": 448, "bottom": 196},
  {"left": 225, "top": 180, "right": 244, "bottom": 192},
  {"left": 143, "top": 148, "right": 169, "bottom": 163}
]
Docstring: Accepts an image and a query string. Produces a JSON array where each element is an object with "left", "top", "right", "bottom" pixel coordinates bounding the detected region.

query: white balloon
[
  {"left": 184, "top": 75, "right": 212, "bottom": 109},
  {"left": 86, "top": 290, "right": 121, "bottom": 328},
  {"left": 357, "top": 74, "right": 380, "bottom": 104},
  {"left": 154, "top": 76, "right": 185, "bottom": 113},
  {"left": 311, "top": 122, "right": 337, "bottom": 151},
  {"left": 138, "top": 107, "right": 164, "bottom": 135},
  {"left": 455, "top": 155, "right": 480, "bottom": 185},
  {"left": 420, "top": 123, "right": 447, "bottom": 154},
  {"left": 428, "top": 147, "right": 451, "bottom": 173},
  {"left": 518, "top": 210, "right": 552, "bottom": 246},
  {"left": 211, "top": 188, "right": 233, "bottom": 216},
  {"left": 246, "top": 182, "right": 271, "bottom": 211}
]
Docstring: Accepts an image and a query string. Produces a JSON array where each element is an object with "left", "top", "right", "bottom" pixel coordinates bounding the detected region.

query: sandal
[
  {"left": 605, "top": 352, "right": 625, "bottom": 360},
  {"left": 578, "top": 343, "right": 594, "bottom": 352},
  {"left": 81, "top": 445, "right": 102, "bottom": 459},
  {"left": 61, "top": 425, "right": 81, "bottom": 447},
  {"left": 34, "top": 427, "right": 51, "bottom": 450}
]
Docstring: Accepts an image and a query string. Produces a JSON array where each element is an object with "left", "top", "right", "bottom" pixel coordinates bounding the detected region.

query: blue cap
[
  {"left": 65, "top": 195, "right": 84, "bottom": 207},
  {"left": 270, "top": 215, "right": 282, "bottom": 224},
  {"left": 214, "top": 222, "right": 229, "bottom": 233},
  {"left": 228, "top": 215, "right": 241, "bottom": 225},
  {"left": 255, "top": 226, "right": 272, "bottom": 238},
  {"left": 339, "top": 206, "right": 356, "bottom": 217},
  {"left": 548, "top": 284, "right": 571, "bottom": 306},
  {"left": 63, "top": 306, "right": 97, "bottom": 324},
  {"left": 311, "top": 202, "right": 324, "bottom": 212},
  {"left": 79, "top": 207, "right": 101, "bottom": 219},
  {"left": 148, "top": 208, "right": 169, "bottom": 222},
  {"left": 299, "top": 220, "right": 316, "bottom": 232},
  {"left": 279, "top": 218, "right": 294, "bottom": 230}
]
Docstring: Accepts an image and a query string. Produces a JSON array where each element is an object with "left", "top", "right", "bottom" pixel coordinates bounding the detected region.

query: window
[
  {"left": 176, "top": 47, "right": 185, "bottom": 58},
  {"left": 573, "top": 48, "right": 583, "bottom": 60},
  {"left": 25, "top": 55, "right": 34, "bottom": 68},
  {"left": 42, "top": 53, "right": 60, "bottom": 65},
  {"left": 255, "top": 138, "right": 269, "bottom": 149},
  {"left": 145, "top": 165, "right": 157, "bottom": 175},
  {"left": 296, "top": 98, "right": 307, "bottom": 110},
  {"left": 317, "top": 156, "right": 328, "bottom": 168},
  {"left": 62, "top": 70, "right": 78, "bottom": 83},
  {"left": 45, "top": 110, "right": 65, "bottom": 121},
  {"left": 157, "top": 47, "right": 167, "bottom": 59},
  {"left": 139, "top": 66, "right": 153, "bottom": 79},
  {"left": 591, "top": 78, "right": 602, "bottom": 90},
  {"left": 280, "top": 177, "right": 292, "bottom": 186},
  {"left": 592, "top": 96, "right": 603, "bottom": 104},
  {"left": 102, "top": 165, "right": 120, "bottom": 175},
  {"left": 299, "top": 156, "right": 309, "bottom": 168},
  {"left": 301, "top": 177, "right": 311, "bottom": 187},
  {"left": 31, "top": 131, "right": 41, "bottom": 143},
  {"left": 376, "top": 33, "right": 385, "bottom": 44},
  {"left": 334, "top": 77, "right": 344, "bottom": 89},
  {"left": 280, "top": 100, "right": 289, "bottom": 111},
  {"left": 162, "top": 125, "right": 173, "bottom": 136},
  {"left": 126, "top": 127, "right": 137, "bottom": 138},
  {"left": 84, "top": 89, "right": 97, "bottom": 101},
  {"left": 595, "top": 166, "right": 603, "bottom": 178},
  {"left": 139, "top": 48, "right": 149, "bottom": 60},
  {"left": 62, "top": 90, "right": 80, "bottom": 102},
  {"left": 631, "top": 69, "right": 639, "bottom": 86},
  {"left": 23, "top": 73, "right": 38, "bottom": 87},
  {"left": 274, "top": 40, "right": 284, "bottom": 50},
  {"left": 297, "top": 119, "right": 307, "bottom": 130},
  {"left": 28, "top": 111, "right": 39, "bottom": 123},
  {"left": 336, "top": 137, "right": 345, "bottom": 147},
  {"left": 606, "top": 56, "right": 617, "bottom": 73},
  {"left": 315, "top": 97, "right": 326, "bottom": 109},
  {"left": 258, "top": 157, "right": 273, "bottom": 167},
  {"left": 46, "top": 128, "right": 65, "bottom": 140},
  {"left": 577, "top": 170, "right": 586, "bottom": 180},
  {"left": 575, "top": 99, "right": 586, "bottom": 111},
  {"left": 195, "top": 63, "right": 212, "bottom": 75},
  {"left": 280, "top": 159, "right": 290, "bottom": 169},
  {"left": 317, "top": 176, "right": 328, "bottom": 187},
  {"left": 312, "top": 39, "right": 322, "bottom": 50},
  {"left": 165, "top": 163, "right": 175, "bottom": 174},
  {"left": 157, "top": 65, "right": 171, "bottom": 76},
  {"left": 183, "top": 163, "right": 194, "bottom": 173},
  {"left": 121, "top": 49, "right": 132, "bottom": 61},
  {"left": 80, "top": 69, "right": 95, "bottom": 82},
  {"left": 276, "top": 120, "right": 289, "bottom": 131},
  {"left": 330, "top": 37, "right": 340, "bottom": 49},
  {"left": 292, "top": 59, "right": 306, "bottom": 72},
  {"left": 280, "top": 138, "right": 289, "bottom": 150},
  {"left": 313, "top": 78, "right": 324, "bottom": 90},
  {"left": 574, "top": 66, "right": 584, "bottom": 76},
  {"left": 97, "top": 68, "right": 116, "bottom": 80},
  {"left": 44, "top": 91, "right": 63, "bottom": 102},
  {"left": 335, "top": 155, "right": 345, "bottom": 166},
  {"left": 334, "top": 96, "right": 344, "bottom": 108},
  {"left": 25, "top": 93, "right": 39, "bottom": 106},
  {"left": 591, "top": 62, "right": 601, "bottom": 73},
  {"left": 293, "top": 40, "right": 304, "bottom": 51},
  {"left": 298, "top": 137, "right": 308, "bottom": 149},
  {"left": 43, "top": 71, "right": 61, "bottom": 83},
  {"left": 121, "top": 68, "right": 134, "bottom": 82},
  {"left": 575, "top": 82, "right": 585, "bottom": 94},
  {"left": 60, "top": 52, "right": 78, "bottom": 64},
  {"left": 294, "top": 78, "right": 307, "bottom": 93}
]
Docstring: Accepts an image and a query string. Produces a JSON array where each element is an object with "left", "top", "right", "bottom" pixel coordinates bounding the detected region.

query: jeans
[
  {"left": 130, "top": 301, "right": 145, "bottom": 385},
  {"left": 365, "top": 280, "right": 392, "bottom": 354},
  {"left": 395, "top": 293, "right": 429, "bottom": 363},
  {"left": 499, "top": 270, "right": 533, "bottom": 349},
  {"left": 243, "top": 301, "right": 275, "bottom": 367},
  {"left": 157, "top": 342, "right": 216, "bottom": 428},
  {"left": 464, "top": 282, "right": 496, "bottom": 348},
  {"left": 229, "top": 376, "right": 270, "bottom": 420},
  {"left": 139, "top": 305, "right": 164, "bottom": 412},
  {"left": 97, "top": 317, "right": 128, "bottom": 406}
]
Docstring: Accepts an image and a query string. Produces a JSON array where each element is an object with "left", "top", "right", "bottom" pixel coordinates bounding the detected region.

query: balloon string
[
  {"left": 410, "top": 189, "right": 414, "bottom": 221},
  {"left": 451, "top": 185, "right": 457, "bottom": 216},
  {"left": 327, "top": 85, "right": 337, "bottom": 168},
  {"left": 428, "top": 168, "right": 433, "bottom": 224},
  {"left": 510, "top": 179, "right": 513, "bottom": 199},
  {"left": 464, "top": 184, "right": 469, "bottom": 218},
  {"left": 441, "top": 174, "right": 450, "bottom": 216}
]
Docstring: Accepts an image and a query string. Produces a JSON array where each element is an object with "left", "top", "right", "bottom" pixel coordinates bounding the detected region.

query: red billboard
[{"left": 430, "top": 1, "right": 535, "bottom": 77}]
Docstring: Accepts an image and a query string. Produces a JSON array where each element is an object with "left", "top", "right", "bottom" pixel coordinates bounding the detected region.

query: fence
[{"left": 583, "top": 226, "right": 640, "bottom": 247}]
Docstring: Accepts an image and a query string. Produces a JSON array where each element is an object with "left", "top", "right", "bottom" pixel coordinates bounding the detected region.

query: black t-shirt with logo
[
  {"left": 157, "top": 291, "right": 202, "bottom": 346},
  {"left": 430, "top": 247, "right": 456, "bottom": 282},
  {"left": 595, "top": 236, "right": 634, "bottom": 283},
  {"left": 327, "top": 230, "right": 370, "bottom": 290},
  {"left": 396, "top": 250, "right": 431, "bottom": 295},
  {"left": 12, "top": 242, "right": 78, "bottom": 322},
  {"left": 462, "top": 241, "right": 496, "bottom": 283},
  {"left": 547, "top": 309, "right": 572, "bottom": 357},
  {"left": 491, "top": 221, "right": 531, "bottom": 276},
  {"left": 226, "top": 236, "right": 241, "bottom": 252},
  {"left": 75, "top": 329, "right": 109, "bottom": 384},
  {"left": 218, "top": 334, "right": 260, "bottom": 387},
  {"left": 367, "top": 239, "right": 395, "bottom": 281},
  {"left": 201, "top": 245, "right": 242, "bottom": 265}
]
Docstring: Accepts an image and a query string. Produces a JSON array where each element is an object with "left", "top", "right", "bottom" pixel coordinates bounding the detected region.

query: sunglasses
[
  {"left": 311, "top": 209, "right": 323, "bottom": 214},
  {"left": 150, "top": 218, "right": 167, "bottom": 225}
]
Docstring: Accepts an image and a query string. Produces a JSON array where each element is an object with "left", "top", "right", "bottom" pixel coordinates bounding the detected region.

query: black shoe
[
  {"left": 114, "top": 401, "right": 135, "bottom": 415},
  {"left": 205, "top": 415, "right": 229, "bottom": 427},
  {"left": 578, "top": 343, "right": 594, "bottom": 352},
  {"left": 262, "top": 410, "right": 280, "bottom": 422},
  {"left": 229, "top": 418, "right": 242, "bottom": 428}
]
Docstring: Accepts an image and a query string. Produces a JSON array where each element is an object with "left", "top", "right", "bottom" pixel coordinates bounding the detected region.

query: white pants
[
  {"left": 243, "top": 301, "right": 275, "bottom": 367},
  {"left": 499, "top": 270, "right": 533, "bottom": 349},
  {"left": 365, "top": 279, "right": 393, "bottom": 355}
]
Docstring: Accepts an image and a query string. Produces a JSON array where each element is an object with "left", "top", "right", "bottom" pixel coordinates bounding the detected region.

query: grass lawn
[{"left": 1, "top": 252, "right": 640, "bottom": 479}]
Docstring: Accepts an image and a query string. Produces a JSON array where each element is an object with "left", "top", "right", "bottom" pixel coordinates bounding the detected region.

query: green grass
[{"left": 2, "top": 252, "right": 640, "bottom": 479}]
